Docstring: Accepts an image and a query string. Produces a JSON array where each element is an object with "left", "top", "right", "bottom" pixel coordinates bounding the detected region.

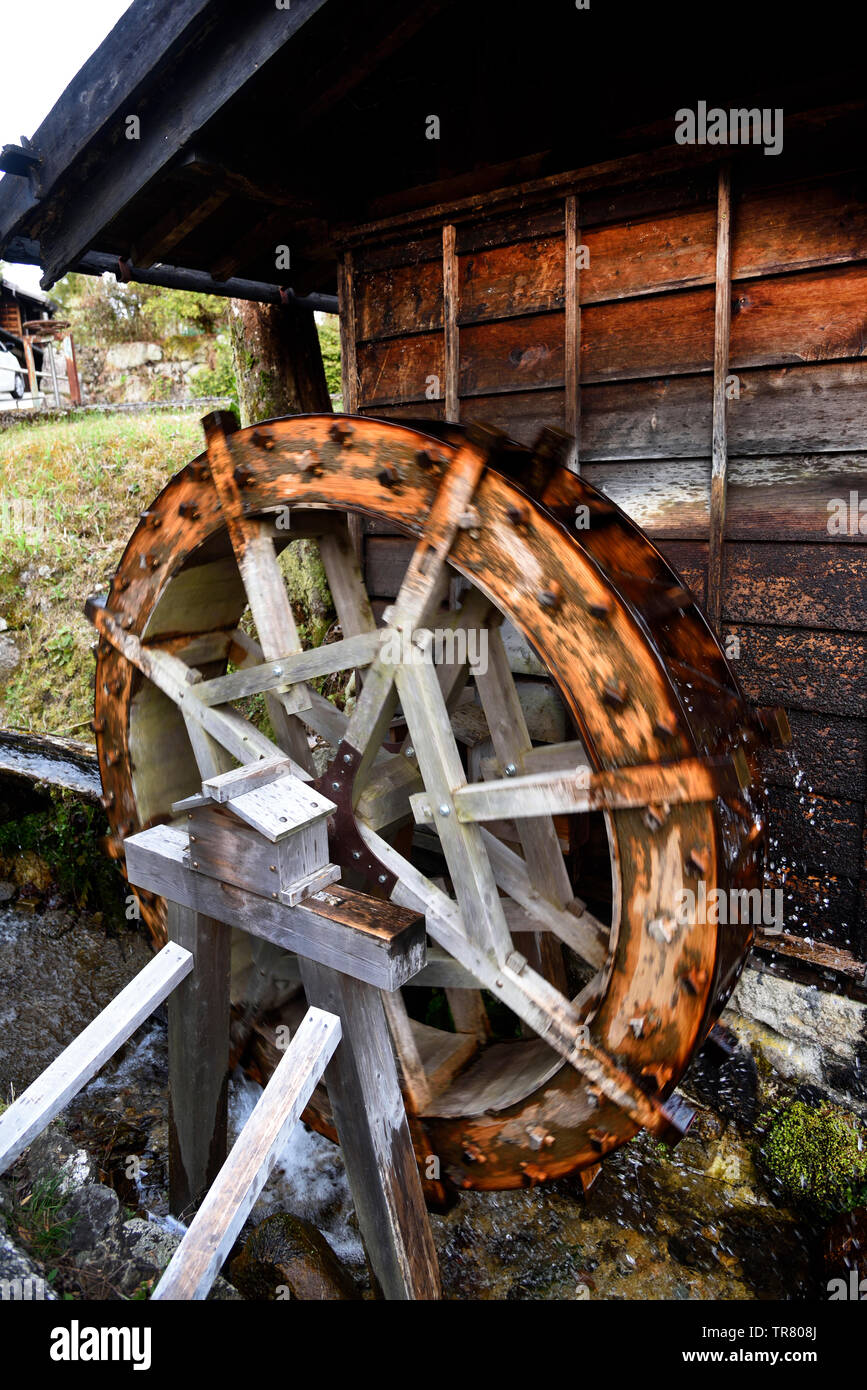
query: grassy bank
[{"left": 0, "top": 410, "right": 205, "bottom": 736}]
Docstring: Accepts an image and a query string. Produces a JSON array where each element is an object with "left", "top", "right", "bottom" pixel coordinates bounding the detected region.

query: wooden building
[{"left": 0, "top": 0, "right": 863, "bottom": 988}]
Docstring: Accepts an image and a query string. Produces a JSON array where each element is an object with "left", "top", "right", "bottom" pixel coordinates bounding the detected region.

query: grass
[
  {"left": 0, "top": 411, "right": 204, "bottom": 736},
  {"left": 7, "top": 1175, "right": 78, "bottom": 1264}
]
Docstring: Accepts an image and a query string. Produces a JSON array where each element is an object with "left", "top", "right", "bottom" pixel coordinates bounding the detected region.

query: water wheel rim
[{"left": 91, "top": 414, "right": 765, "bottom": 1190}]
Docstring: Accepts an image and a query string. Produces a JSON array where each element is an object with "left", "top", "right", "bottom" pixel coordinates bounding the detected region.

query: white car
[{"left": 0, "top": 345, "right": 25, "bottom": 398}]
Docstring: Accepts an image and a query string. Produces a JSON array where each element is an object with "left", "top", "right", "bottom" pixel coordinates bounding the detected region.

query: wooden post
[
  {"left": 299, "top": 959, "right": 441, "bottom": 1300},
  {"left": 442, "top": 223, "right": 459, "bottom": 423},
  {"left": 564, "top": 194, "right": 581, "bottom": 472},
  {"left": 22, "top": 335, "right": 38, "bottom": 403},
  {"left": 167, "top": 902, "right": 232, "bottom": 1219},
  {"left": 707, "top": 161, "right": 733, "bottom": 632}
]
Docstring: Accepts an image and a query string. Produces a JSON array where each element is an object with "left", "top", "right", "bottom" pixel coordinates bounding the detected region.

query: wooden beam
[
  {"left": 88, "top": 602, "right": 301, "bottom": 774},
  {"left": 446, "top": 753, "right": 746, "bottom": 823},
  {"left": 155, "top": 1007, "right": 341, "bottom": 1300},
  {"left": 442, "top": 223, "right": 459, "bottom": 422},
  {"left": 33, "top": 0, "right": 333, "bottom": 288},
  {"left": 0, "top": 943, "right": 192, "bottom": 1176},
  {"left": 564, "top": 194, "right": 581, "bottom": 472},
  {"left": 125, "top": 824, "right": 426, "bottom": 992},
  {"left": 299, "top": 959, "right": 441, "bottom": 1299},
  {"left": 167, "top": 904, "right": 232, "bottom": 1218},
  {"left": 194, "top": 630, "right": 382, "bottom": 706},
  {"left": 707, "top": 161, "right": 733, "bottom": 633}
]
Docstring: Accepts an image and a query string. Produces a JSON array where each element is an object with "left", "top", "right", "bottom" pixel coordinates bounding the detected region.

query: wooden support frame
[
  {"left": 0, "top": 943, "right": 192, "bottom": 1177},
  {"left": 167, "top": 903, "right": 232, "bottom": 1217},
  {"left": 154, "top": 1006, "right": 341, "bottom": 1300},
  {"left": 299, "top": 959, "right": 441, "bottom": 1299},
  {"left": 125, "top": 823, "right": 426, "bottom": 992},
  {"left": 707, "top": 160, "right": 733, "bottom": 632}
]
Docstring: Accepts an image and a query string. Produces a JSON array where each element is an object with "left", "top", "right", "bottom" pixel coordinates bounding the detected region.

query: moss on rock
[{"left": 758, "top": 1100, "right": 867, "bottom": 1217}]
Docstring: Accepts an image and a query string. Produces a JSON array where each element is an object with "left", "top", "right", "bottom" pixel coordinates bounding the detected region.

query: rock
[
  {"left": 0, "top": 634, "right": 21, "bottom": 679},
  {"left": 61, "top": 1183, "right": 122, "bottom": 1254},
  {"left": 10, "top": 851, "right": 53, "bottom": 894},
  {"left": 724, "top": 965, "right": 867, "bottom": 1107},
  {"left": 105, "top": 342, "right": 163, "bottom": 370},
  {"left": 231, "top": 1213, "right": 360, "bottom": 1300},
  {"left": 121, "top": 1218, "right": 241, "bottom": 1300},
  {"left": 0, "top": 882, "right": 14, "bottom": 903},
  {"left": 0, "top": 1231, "right": 57, "bottom": 1300},
  {"left": 25, "top": 1121, "right": 95, "bottom": 1193}
]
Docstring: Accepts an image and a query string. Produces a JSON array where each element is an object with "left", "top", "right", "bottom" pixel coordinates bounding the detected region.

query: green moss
[
  {"left": 758, "top": 1099, "right": 867, "bottom": 1216},
  {"left": 0, "top": 788, "right": 125, "bottom": 915}
]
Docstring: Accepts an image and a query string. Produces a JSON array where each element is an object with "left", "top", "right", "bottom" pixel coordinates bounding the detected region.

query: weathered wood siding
[{"left": 341, "top": 151, "right": 867, "bottom": 965}]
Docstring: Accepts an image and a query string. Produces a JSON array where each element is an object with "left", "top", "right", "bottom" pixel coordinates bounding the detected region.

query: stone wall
[{"left": 77, "top": 337, "right": 217, "bottom": 404}]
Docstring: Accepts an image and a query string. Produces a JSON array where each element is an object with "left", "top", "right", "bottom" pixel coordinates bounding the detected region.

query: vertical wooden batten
[
  {"left": 564, "top": 195, "right": 581, "bottom": 473},
  {"left": 442, "top": 223, "right": 459, "bottom": 422},
  {"left": 337, "top": 251, "right": 362, "bottom": 558},
  {"left": 707, "top": 162, "right": 733, "bottom": 632}
]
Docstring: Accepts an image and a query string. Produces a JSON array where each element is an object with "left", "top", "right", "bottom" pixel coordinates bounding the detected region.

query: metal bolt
[
  {"left": 343, "top": 753, "right": 352, "bottom": 763},
  {"left": 405, "top": 746, "right": 414, "bottom": 758},
  {"left": 273, "top": 666, "right": 283, "bottom": 677},
  {"left": 438, "top": 804, "right": 451, "bottom": 817},
  {"left": 352, "top": 850, "right": 362, "bottom": 860},
  {"left": 190, "top": 835, "right": 197, "bottom": 843},
  {"left": 504, "top": 763, "right": 517, "bottom": 777},
  {"left": 192, "top": 860, "right": 199, "bottom": 869},
  {"left": 378, "top": 874, "right": 388, "bottom": 884},
  {"left": 270, "top": 864, "right": 277, "bottom": 872},
  {"left": 332, "top": 781, "right": 340, "bottom": 790}
]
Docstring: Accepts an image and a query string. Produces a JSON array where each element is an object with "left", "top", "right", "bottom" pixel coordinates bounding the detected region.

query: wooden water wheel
[{"left": 87, "top": 411, "right": 779, "bottom": 1194}]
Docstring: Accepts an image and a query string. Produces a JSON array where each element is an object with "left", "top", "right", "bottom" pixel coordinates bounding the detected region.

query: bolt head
[
  {"left": 438, "top": 804, "right": 451, "bottom": 817},
  {"left": 331, "top": 781, "right": 340, "bottom": 790},
  {"left": 272, "top": 666, "right": 283, "bottom": 677},
  {"left": 377, "top": 874, "right": 387, "bottom": 884},
  {"left": 342, "top": 753, "right": 352, "bottom": 763},
  {"left": 504, "top": 763, "right": 517, "bottom": 777},
  {"left": 352, "top": 850, "right": 362, "bottom": 860}
]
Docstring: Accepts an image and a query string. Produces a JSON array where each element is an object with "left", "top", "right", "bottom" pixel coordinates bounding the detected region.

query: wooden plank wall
[{"left": 340, "top": 150, "right": 867, "bottom": 968}]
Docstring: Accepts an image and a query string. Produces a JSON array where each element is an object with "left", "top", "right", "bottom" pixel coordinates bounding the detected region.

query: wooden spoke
[
  {"left": 205, "top": 416, "right": 318, "bottom": 773},
  {"left": 318, "top": 521, "right": 377, "bottom": 639},
  {"left": 358, "top": 823, "right": 681, "bottom": 1141},
  {"left": 394, "top": 637, "right": 513, "bottom": 964},
  {"left": 478, "top": 739, "right": 590, "bottom": 779},
  {"left": 90, "top": 602, "right": 302, "bottom": 773},
  {"left": 480, "top": 829, "right": 608, "bottom": 970},
  {"left": 194, "top": 630, "right": 382, "bottom": 706},
  {"left": 452, "top": 752, "right": 749, "bottom": 823},
  {"left": 475, "top": 624, "right": 574, "bottom": 990}
]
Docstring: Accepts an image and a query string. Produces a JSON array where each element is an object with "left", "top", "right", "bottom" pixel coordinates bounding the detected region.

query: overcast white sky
[{"left": 0, "top": 0, "right": 133, "bottom": 296}]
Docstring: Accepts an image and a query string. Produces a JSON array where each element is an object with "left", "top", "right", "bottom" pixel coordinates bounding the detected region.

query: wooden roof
[{"left": 0, "top": 0, "right": 859, "bottom": 301}]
